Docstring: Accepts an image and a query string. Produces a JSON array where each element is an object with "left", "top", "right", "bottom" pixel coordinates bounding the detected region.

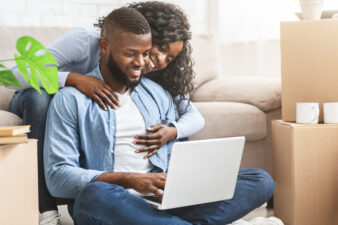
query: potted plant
[{"left": 0, "top": 36, "right": 59, "bottom": 94}]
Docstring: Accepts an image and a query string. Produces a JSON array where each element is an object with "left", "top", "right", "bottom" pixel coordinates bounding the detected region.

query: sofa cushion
[
  {"left": 0, "top": 87, "right": 15, "bottom": 111},
  {"left": 191, "top": 35, "right": 220, "bottom": 90},
  {"left": 0, "top": 110, "right": 22, "bottom": 126},
  {"left": 192, "top": 76, "right": 281, "bottom": 112},
  {"left": 190, "top": 102, "right": 267, "bottom": 141}
]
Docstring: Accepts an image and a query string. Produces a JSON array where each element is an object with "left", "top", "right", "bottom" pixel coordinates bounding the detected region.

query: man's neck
[{"left": 99, "top": 63, "right": 128, "bottom": 94}]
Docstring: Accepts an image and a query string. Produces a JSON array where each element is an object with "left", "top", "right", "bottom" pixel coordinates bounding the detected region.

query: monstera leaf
[
  {"left": 14, "top": 36, "right": 59, "bottom": 94},
  {"left": 0, "top": 63, "right": 21, "bottom": 88}
]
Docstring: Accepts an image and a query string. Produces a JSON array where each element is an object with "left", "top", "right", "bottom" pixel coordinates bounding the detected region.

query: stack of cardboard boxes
[
  {"left": 272, "top": 20, "right": 338, "bottom": 225},
  {"left": 0, "top": 140, "right": 38, "bottom": 224}
]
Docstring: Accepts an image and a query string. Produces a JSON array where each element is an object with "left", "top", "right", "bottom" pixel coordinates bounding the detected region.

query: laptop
[{"left": 142, "top": 136, "right": 245, "bottom": 210}]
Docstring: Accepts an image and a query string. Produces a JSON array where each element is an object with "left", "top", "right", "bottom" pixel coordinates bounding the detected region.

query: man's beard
[{"left": 107, "top": 53, "right": 142, "bottom": 89}]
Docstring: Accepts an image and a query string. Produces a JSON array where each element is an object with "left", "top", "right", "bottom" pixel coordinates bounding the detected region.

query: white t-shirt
[{"left": 113, "top": 89, "right": 154, "bottom": 173}]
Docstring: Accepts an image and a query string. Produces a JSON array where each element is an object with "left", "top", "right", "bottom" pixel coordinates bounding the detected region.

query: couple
[{"left": 10, "top": 2, "right": 278, "bottom": 225}]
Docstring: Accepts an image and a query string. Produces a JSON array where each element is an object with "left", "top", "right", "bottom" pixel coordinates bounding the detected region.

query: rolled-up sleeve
[{"left": 43, "top": 90, "right": 104, "bottom": 199}]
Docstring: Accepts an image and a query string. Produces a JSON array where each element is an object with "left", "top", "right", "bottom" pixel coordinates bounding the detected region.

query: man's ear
[{"left": 99, "top": 37, "right": 109, "bottom": 54}]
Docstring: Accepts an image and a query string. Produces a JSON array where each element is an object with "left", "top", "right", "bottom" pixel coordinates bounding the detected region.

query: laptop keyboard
[{"left": 142, "top": 194, "right": 162, "bottom": 204}]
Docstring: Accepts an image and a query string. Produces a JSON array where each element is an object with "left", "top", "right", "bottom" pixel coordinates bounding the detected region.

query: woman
[{"left": 9, "top": 1, "right": 204, "bottom": 224}]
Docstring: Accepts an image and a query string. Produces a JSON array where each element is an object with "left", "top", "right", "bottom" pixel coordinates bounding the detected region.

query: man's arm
[
  {"left": 95, "top": 172, "right": 166, "bottom": 199},
  {"left": 44, "top": 89, "right": 104, "bottom": 199}
]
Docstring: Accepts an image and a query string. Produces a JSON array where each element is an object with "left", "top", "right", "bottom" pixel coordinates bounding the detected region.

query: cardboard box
[
  {"left": 0, "top": 139, "right": 38, "bottom": 225},
  {"left": 281, "top": 19, "right": 338, "bottom": 122},
  {"left": 272, "top": 120, "right": 338, "bottom": 225}
]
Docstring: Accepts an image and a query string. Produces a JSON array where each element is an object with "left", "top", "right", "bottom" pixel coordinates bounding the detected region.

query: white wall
[
  {"left": 219, "top": 40, "right": 281, "bottom": 78},
  {"left": 0, "top": 0, "right": 209, "bottom": 35},
  {"left": 2, "top": 0, "right": 338, "bottom": 79}
]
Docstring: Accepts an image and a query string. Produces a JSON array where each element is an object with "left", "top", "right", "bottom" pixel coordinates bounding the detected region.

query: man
[{"left": 44, "top": 7, "right": 275, "bottom": 225}]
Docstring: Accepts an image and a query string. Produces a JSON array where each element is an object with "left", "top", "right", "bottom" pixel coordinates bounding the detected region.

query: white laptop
[{"left": 142, "top": 136, "right": 245, "bottom": 210}]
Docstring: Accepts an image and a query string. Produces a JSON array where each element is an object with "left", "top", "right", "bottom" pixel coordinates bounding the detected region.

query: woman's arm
[
  {"left": 171, "top": 98, "right": 205, "bottom": 139},
  {"left": 11, "top": 27, "right": 92, "bottom": 90},
  {"left": 11, "top": 27, "right": 119, "bottom": 110}
]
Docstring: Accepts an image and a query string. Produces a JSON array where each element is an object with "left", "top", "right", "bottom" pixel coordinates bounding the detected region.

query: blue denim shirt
[{"left": 44, "top": 66, "right": 177, "bottom": 199}]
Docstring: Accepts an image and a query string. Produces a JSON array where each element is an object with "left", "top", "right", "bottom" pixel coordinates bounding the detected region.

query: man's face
[
  {"left": 106, "top": 51, "right": 139, "bottom": 89},
  {"left": 102, "top": 30, "right": 152, "bottom": 88}
]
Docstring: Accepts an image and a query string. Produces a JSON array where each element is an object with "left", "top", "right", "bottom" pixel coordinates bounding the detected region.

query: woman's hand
[
  {"left": 66, "top": 72, "right": 120, "bottom": 110},
  {"left": 133, "top": 124, "right": 177, "bottom": 159}
]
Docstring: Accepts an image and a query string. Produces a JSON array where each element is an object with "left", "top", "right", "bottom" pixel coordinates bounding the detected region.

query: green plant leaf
[
  {"left": 0, "top": 70, "right": 21, "bottom": 88},
  {"left": 0, "top": 63, "right": 5, "bottom": 68},
  {"left": 14, "top": 36, "right": 59, "bottom": 94}
]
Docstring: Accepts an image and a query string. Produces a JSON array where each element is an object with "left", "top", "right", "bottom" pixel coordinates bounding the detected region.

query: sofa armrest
[
  {"left": 192, "top": 76, "right": 281, "bottom": 112},
  {"left": 0, "top": 110, "right": 22, "bottom": 126},
  {"left": 0, "top": 87, "right": 15, "bottom": 111}
]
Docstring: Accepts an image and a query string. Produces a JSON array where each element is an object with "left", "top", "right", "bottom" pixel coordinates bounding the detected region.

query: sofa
[{"left": 0, "top": 27, "right": 281, "bottom": 176}]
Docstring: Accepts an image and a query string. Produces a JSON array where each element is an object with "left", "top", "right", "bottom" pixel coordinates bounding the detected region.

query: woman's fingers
[
  {"left": 134, "top": 133, "right": 161, "bottom": 140},
  {"left": 102, "top": 85, "right": 120, "bottom": 107},
  {"left": 100, "top": 89, "right": 120, "bottom": 109},
  {"left": 134, "top": 144, "right": 159, "bottom": 158},
  {"left": 144, "top": 149, "right": 159, "bottom": 159},
  {"left": 92, "top": 95, "right": 107, "bottom": 111},
  {"left": 146, "top": 124, "right": 165, "bottom": 131},
  {"left": 135, "top": 145, "right": 159, "bottom": 153},
  {"left": 95, "top": 90, "right": 116, "bottom": 109},
  {"left": 133, "top": 138, "right": 161, "bottom": 146}
]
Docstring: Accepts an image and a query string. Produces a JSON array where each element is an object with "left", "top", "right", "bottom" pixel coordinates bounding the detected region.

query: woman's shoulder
[{"left": 68, "top": 27, "right": 100, "bottom": 41}]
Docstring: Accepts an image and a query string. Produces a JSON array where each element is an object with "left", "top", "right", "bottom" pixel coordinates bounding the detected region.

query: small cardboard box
[
  {"left": 281, "top": 19, "right": 338, "bottom": 122},
  {"left": 0, "top": 139, "right": 38, "bottom": 225},
  {"left": 272, "top": 120, "right": 338, "bottom": 225}
]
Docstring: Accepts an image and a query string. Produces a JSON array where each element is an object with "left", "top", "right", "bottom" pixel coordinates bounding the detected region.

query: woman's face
[{"left": 143, "top": 40, "right": 184, "bottom": 74}]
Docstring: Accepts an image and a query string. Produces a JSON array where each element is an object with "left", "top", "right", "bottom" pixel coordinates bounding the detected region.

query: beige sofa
[{"left": 0, "top": 27, "right": 281, "bottom": 176}]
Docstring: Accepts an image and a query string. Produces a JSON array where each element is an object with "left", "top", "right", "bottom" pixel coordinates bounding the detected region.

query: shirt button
[{"left": 112, "top": 126, "right": 115, "bottom": 130}]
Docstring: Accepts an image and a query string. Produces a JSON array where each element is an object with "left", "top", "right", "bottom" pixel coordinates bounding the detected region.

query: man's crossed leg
[{"left": 72, "top": 169, "right": 274, "bottom": 225}]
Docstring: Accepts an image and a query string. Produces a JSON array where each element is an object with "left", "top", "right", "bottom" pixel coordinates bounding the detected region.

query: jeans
[
  {"left": 9, "top": 88, "right": 56, "bottom": 213},
  {"left": 71, "top": 168, "right": 274, "bottom": 225}
]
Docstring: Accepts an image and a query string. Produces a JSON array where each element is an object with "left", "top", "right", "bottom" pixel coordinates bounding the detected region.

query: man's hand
[
  {"left": 95, "top": 172, "right": 166, "bottom": 200},
  {"left": 133, "top": 124, "right": 177, "bottom": 159},
  {"left": 66, "top": 72, "right": 120, "bottom": 110},
  {"left": 126, "top": 173, "right": 166, "bottom": 199}
]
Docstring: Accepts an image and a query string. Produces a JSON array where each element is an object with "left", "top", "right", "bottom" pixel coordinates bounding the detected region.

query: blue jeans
[
  {"left": 72, "top": 168, "right": 274, "bottom": 225},
  {"left": 9, "top": 88, "right": 56, "bottom": 213}
]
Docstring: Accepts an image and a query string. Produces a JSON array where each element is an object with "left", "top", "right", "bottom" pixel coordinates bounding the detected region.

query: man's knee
[
  {"left": 239, "top": 168, "right": 275, "bottom": 201},
  {"left": 256, "top": 169, "right": 275, "bottom": 199},
  {"left": 74, "top": 182, "right": 124, "bottom": 212},
  {"left": 73, "top": 182, "right": 127, "bottom": 223}
]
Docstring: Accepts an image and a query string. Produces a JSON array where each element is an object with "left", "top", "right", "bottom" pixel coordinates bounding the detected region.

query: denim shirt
[{"left": 44, "top": 66, "right": 177, "bottom": 199}]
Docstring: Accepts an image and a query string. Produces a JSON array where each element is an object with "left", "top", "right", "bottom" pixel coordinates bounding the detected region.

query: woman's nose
[{"left": 156, "top": 53, "right": 167, "bottom": 68}]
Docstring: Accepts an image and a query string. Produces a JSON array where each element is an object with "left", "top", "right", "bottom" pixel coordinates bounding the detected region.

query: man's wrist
[{"left": 94, "top": 172, "right": 133, "bottom": 189}]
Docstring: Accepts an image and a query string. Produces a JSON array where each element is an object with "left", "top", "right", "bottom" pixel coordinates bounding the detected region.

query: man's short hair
[{"left": 101, "top": 7, "right": 151, "bottom": 37}]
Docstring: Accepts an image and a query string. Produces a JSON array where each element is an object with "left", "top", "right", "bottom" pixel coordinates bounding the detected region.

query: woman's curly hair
[{"left": 95, "top": 1, "right": 195, "bottom": 111}]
